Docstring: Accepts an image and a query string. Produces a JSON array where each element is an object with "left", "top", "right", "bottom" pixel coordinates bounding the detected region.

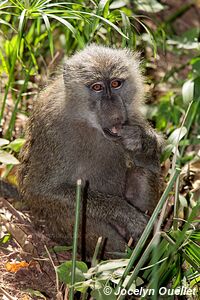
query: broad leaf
[
  {"left": 182, "top": 80, "right": 194, "bottom": 104},
  {"left": 0, "top": 138, "right": 9, "bottom": 147},
  {"left": 168, "top": 127, "right": 187, "bottom": 145},
  {"left": 7, "top": 138, "right": 25, "bottom": 152},
  {"left": 56, "top": 261, "right": 88, "bottom": 285},
  {"left": 0, "top": 150, "right": 19, "bottom": 165}
]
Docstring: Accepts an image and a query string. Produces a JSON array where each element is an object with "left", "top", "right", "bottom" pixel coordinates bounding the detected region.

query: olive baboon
[{"left": 18, "top": 44, "right": 163, "bottom": 257}]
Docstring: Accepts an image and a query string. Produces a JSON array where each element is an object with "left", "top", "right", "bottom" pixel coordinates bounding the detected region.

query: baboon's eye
[
  {"left": 91, "top": 82, "right": 104, "bottom": 92},
  {"left": 111, "top": 80, "right": 122, "bottom": 89}
]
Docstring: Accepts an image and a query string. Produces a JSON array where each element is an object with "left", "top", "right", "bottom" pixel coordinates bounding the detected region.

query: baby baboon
[{"left": 18, "top": 44, "right": 162, "bottom": 258}]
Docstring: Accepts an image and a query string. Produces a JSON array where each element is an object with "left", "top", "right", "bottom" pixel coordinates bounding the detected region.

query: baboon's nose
[
  {"left": 112, "top": 115, "right": 123, "bottom": 125},
  {"left": 112, "top": 114, "right": 128, "bottom": 128}
]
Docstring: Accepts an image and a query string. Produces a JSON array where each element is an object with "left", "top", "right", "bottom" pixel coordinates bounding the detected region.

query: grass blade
[
  {"left": 45, "top": 13, "right": 77, "bottom": 36},
  {"left": 41, "top": 13, "right": 54, "bottom": 57},
  {"left": 91, "top": 236, "right": 103, "bottom": 267},
  {"left": 78, "top": 11, "right": 128, "bottom": 39}
]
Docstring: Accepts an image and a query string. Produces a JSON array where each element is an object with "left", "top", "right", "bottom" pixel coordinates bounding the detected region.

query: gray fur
[{"left": 18, "top": 45, "right": 162, "bottom": 258}]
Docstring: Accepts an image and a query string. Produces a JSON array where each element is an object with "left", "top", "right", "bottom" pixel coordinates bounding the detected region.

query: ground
[{"left": 0, "top": 196, "right": 72, "bottom": 299}]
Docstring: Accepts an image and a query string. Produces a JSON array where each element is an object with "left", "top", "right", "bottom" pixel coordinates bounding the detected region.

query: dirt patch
[{"left": 0, "top": 198, "right": 72, "bottom": 299}]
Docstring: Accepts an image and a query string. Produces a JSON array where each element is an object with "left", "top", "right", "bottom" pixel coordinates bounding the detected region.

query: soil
[{"left": 0, "top": 197, "right": 72, "bottom": 299}]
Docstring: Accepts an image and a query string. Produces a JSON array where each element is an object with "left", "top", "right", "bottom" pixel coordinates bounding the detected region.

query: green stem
[
  {"left": 70, "top": 179, "right": 82, "bottom": 300},
  {"left": 126, "top": 236, "right": 156, "bottom": 290},
  {"left": 173, "top": 175, "right": 180, "bottom": 231}
]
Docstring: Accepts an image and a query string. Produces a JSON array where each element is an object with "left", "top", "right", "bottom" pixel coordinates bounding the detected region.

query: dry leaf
[
  {"left": 21, "top": 295, "right": 32, "bottom": 300},
  {"left": 6, "top": 261, "right": 29, "bottom": 273}
]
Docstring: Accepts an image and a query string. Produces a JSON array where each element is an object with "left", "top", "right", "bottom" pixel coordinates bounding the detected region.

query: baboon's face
[
  {"left": 87, "top": 77, "right": 128, "bottom": 140},
  {"left": 63, "top": 45, "right": 143, "bottom": 140}
]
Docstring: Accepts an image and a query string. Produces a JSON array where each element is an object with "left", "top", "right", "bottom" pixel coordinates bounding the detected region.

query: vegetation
[{"left": 0, "top": 0, "right": 200, "bottom": 299}]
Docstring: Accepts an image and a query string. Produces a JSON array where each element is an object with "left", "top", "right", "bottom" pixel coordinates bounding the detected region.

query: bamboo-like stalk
[
  {"left": 151, "top": 198, "right": 169, "bottom": 299},
  {"left": 69, "top": 179, "right": 82, "bottom": 300}
]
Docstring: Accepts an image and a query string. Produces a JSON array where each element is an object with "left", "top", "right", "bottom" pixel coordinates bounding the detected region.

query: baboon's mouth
[{"left": 103, "top": 126, "right": 122, "bottom": 140}]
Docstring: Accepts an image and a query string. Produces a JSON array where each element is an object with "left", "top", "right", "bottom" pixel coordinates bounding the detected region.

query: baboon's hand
[
  {"left": 120, "top": 124, "right": 162, "bottom": 172},
  {"left": 121, "top": 125, "right": 143, "bottom": 153},
  {"left": 109, "top": 203, "right": 149, "bottom": 242},
  {"left": 121, "top": 125, "right": 161, "bottom": 156}
]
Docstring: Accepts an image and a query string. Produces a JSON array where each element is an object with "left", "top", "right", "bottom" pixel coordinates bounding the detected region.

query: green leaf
[
  {"left": 25, "top": 289, "right": 46, "bottom": 299},
  {"left": 41, "top": 13, "right": 54, "bottom": 57},
  {"left": 79, "top": 12, "right": 128, "bottom": 39},
  {"left": 161, "top": 144, "right": 174, "bottom": 161},
  {"left": 110, "top": 1, "right": 127, "bottom": 9},
  {"left": 185, "top": 240, "right": 200, "bottom": 264},
  {"left": 190, "top": 275, "right": 200, "bottom": 288},
  {"left": 194, "top": 77, "right": 200, "bottom": 100},
  {"left": 0, "top": 49, "right": 9, "bottom": 74},
  {"left": 0, "top": 150, "right": 19, "bottom": 165},
  {"left": 73, "top": 279, "right": 93, "bottom": 293},
  {"left": 91, "top": 286, "right": 116, "bottom": 300},
  {"left": 179, "top": 195, "right": 188, "bottom": 208},
  {"left": 7, "top": 138, "right": 25, "bottom": 152},
  {"left": 56, "top": 261, "right": 88, "bottom": 285},
  {"left": 96, "top": 259, "right": 128, "bottom": 273},
  {"left": 0, "top": 233, "right": 11, "bottom": 244},
  {"left": 18, "top": 9, "right": 26, "bottom": 34},
  {"left": 168, "top": 127, "right": 187, "bottom": 145},
  {"left": 0, "top": 138, "right": 9, "bottom": 147},
  {"left": 9, "top": 0, "right": 24, "bottom": 10},
  {"left": 0, "top": 18, "right": 17, "bottom": 31},
  {"left": 136, "top": 0, "right": 164, "bottom": 13},
  {"left": 168, "top": 28, "right": 200, "bottom": 50},
  {"left": 45, "top": 13, "right": 77, "bottom": 36},
  {"left": 97, "top": 0, "right": 110, "bottom": 17},
  {"left": 191, "top": 57, "right": 200, "bottom": 76},
  {"left": 0, "top": 1, "right": 9, "bottom": 7},
  {"left": 26, "top": 21, "right": 35, "bottom": 44},
  {"left": 52, "top": 245, "right": 72, "bottom": 253},
  {"left": 120, "top": 11, "right": 132, "bottom": 47}
]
